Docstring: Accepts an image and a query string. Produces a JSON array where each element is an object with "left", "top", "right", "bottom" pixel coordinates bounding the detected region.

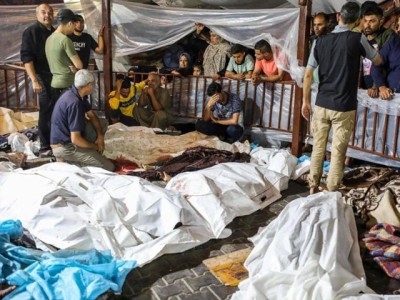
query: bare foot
[
  {"left": 0, "top": 286, "right": 16, "bottom": 297},
  {"left": 310, "top": 186, "right": 319, "bottom": 195},
  {"left": 162, "top": 172, "right": 172, "bottom": 182}
]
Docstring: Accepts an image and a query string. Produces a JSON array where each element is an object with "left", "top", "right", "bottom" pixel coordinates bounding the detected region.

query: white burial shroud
[
  {"left": 0, "top": 160, "right": 282, "bottom": 266},
  {"left": 232, "top": 192, "right": 400, "bottom": 300}
]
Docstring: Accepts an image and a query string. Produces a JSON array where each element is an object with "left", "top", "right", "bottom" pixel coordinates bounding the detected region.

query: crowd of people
[{"left": 20, "top": 2, "right": 400, "bottom": 175}]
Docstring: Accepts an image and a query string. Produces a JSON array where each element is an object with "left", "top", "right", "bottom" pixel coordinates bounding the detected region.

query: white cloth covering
[
  {"left": 104, "top": 123, "right": 250, "bottom": 165},
  {"left": 344, "top": 296, "right": 400, "bottom": 300},
  {"left": 0, "top": 160, "right": 282, "bottom": 266},
  {"left": 232, "top": 192, "right": 377, "bottom": 300},
  {"left": 166, "top": 162, "right": 282, "bottom": 237},
  {"left": 0, "top": 107, "right": 38, "bottom": 136},
  {"left": 250, "top": 147, "right": 297, "bottom": 190}
]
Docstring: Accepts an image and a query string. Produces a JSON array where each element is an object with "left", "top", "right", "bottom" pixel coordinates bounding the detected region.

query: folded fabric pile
[{"left": 364, "top": 223, "right": 400, "bottom": 280}]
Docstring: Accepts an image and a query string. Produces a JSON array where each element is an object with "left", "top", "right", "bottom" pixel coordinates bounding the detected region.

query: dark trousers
[
  {"left": 37, "top": 73, "right": 53, "bottom": 151},
  {"left": 195, "top": 120, "right": 243, "bottom": 142},
  {"left": 38, "top": 86, "right": 68, "bottom": 151},
  {"left": 110, "top": 109, "right": 140, "bottom": 126}
]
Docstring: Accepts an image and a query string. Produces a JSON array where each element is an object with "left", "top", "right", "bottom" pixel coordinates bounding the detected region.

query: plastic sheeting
[
  {"left": 1, "top": 1, "right": 385, "bottom": 85},
  {"left": 232, "top": 192, "right": 376, "bottom": 300},
  {"left": 83, "top": 0, "right": 303, "bottom": 83},
  {"left": 171, "top": 78, "right": 295, "bottom": 129},
  {"left": 0, "top": 1, "right": 82, "bottom": 63},
  {"left": 0, "top": 233, "right": 136, "bottom": 300},
  {"left": 0, "top": 0, "right": 303, "bottom": 84},
  {"left": 357, "top": 90, "right": 400, "bottom": 117}
]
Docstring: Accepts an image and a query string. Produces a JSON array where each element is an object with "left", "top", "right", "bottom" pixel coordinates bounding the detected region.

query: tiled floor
[{"left": 101, "top": 180, "right": 400, "bottom": 300}]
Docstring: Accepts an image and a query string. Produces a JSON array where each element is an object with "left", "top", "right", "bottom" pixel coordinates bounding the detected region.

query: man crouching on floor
[
  {"left": 195, "top": 82, "right": 243, "bottom": 142},
  {"left": 50, "top": 69, "right": 115, "bottom": 171}
]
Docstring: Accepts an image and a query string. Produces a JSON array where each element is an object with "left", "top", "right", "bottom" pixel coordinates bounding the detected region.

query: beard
[
  {"left": 75, "top": 27, "right": 84, "bottom": 33},
  {"left": 364, "top": 26, "right": 379, "bottom": 36}
]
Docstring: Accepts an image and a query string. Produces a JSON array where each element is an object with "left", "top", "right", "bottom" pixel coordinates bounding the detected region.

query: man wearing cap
[
  {"left": 68, "top": 15, "right": 104, "bottom": 69},
  {"left": 51, "top": 69, "right": 114, "bottom": 171},
  {"left": 45, "top": 8, "right": 83, "bottom": 103},
  {"left": 20, "top": 3, "right": 55, "bottom": 156},
  {"left": 108, "top": 75, "right": 147, "bottom": 126}
]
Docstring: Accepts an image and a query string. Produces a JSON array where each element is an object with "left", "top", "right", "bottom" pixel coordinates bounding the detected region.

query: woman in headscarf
[
  {"left": 171, "top": 52, "right": 193, "bottom": 77},
  {"left": 202, "top": 31, "right": 231, "bottom": 79}
]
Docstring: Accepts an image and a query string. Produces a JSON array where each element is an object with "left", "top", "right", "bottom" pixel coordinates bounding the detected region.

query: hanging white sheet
[{"left": 0, "top": 0, "right": 303, "bottom": 84}]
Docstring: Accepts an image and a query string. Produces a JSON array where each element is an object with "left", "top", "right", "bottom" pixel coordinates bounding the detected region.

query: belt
[{"left": 51, "top": 144, "right": 63, "bottom": 148}]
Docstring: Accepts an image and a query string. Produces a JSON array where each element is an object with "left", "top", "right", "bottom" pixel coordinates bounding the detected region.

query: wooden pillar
[
  {"left": 291, "top": 0, "right": 312, "bottom": 157},
  {"left": 102, "top": 0, "right": 112, "bottom": 117}
]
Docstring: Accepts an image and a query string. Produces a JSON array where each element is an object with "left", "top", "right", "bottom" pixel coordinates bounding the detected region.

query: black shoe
[{"left": 39, "top": 149, "right": 54, "bottom": 158}]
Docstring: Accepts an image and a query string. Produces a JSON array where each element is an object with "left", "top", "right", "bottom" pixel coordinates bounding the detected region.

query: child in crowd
[
  {"left": 193, "top": 64, "right": 203, "bottom": 76},
  {"left": 225, "top": 44, "right": 254, "bottom": 80}
]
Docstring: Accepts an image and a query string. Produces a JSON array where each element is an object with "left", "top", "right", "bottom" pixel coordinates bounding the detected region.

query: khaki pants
[
  {"left": 52, "top": 118, "right": 115, "bottom": 172},
  {"left": 309, "top": 106, "right": 355, "bottom": 191},
  {"left": 52, "top": 143, "right": 115, "bottom": 172}
]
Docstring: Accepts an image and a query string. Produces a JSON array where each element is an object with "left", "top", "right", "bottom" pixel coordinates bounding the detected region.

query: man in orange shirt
[{"left": 251, "top": 39, "right": 283, "bottom": 85}]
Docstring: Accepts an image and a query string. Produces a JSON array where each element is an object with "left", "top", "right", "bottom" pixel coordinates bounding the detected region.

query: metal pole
[
  {"left": 291, "top": 0, "right": 311, "bottom": 156},
  {"left": 102, "top": 0, "right": 112, "bottom": 118}
]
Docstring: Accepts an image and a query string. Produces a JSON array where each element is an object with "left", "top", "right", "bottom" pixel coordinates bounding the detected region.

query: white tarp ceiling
[
  {"left": 0, "top": 0, "right": 383, "bottom": 83},
  {"left": 128, "top": 0, "right": 384, "bottom": 12}
]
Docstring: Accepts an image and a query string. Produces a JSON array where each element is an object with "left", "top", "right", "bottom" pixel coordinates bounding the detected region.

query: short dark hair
[
  {"left": 116, "top": 73, "right": 125, "bottom": 80},
  {"left": 340, "top": 2, "right": 360, "bottom": 24},
  {"left": 193, "top": 64, "right": 203, "bottom": 71},
  {"left": 363, "top": 5, "right": 384, "bottom": 19},
  {"left": 314, "top": 12, "right": 329, "bottom": 23},
  {"left": 121, "top": 77, "right": 131, "bottom": 89},
  {"left": 207, "top": 82, "right": 222, "bottom": 96},
  {"left": 231, "top": 44, "right": 246, "bottom": 55},
  {"left": 75, "top": 14, "right": 84, "bottom": 22},
  {"left": 254, "top": 39, "right": 272, "bottom": 54},
  {"left": 361, "top": 1, "right": 379, "bottom": 17}
]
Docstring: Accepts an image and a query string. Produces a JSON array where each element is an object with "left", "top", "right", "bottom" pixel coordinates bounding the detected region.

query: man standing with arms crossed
[
  {"left": 302, "top": 2, "right": 382, "bottom": 195},
  {"left": 20, "top": 3, "right": 55, "bottom": 157}
]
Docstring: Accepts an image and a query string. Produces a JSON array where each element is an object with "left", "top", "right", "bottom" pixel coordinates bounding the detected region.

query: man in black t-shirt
[
  {"left": 20, "top": 3, "right": 55, "bottom": 155},
  {"left": 68, "top": 15, "right": 104, "bottom": 69}
]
